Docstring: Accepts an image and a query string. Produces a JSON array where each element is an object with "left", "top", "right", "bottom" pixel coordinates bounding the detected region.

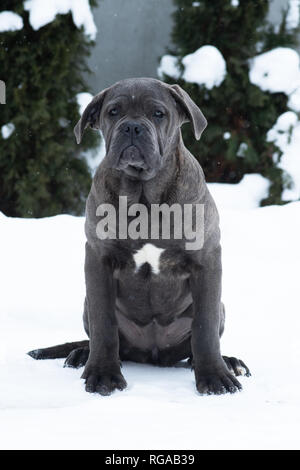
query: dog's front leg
[
  {"left": 190, "top": 248, "right": 242, "bottom": 395},
  {"left": 81, "top": 243, "right": 127, "bottom": 395}
]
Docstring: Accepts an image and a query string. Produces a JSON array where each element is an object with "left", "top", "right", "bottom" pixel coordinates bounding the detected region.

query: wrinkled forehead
[{"left": 103, "top": 78, "right": 173, "bottom": 111}]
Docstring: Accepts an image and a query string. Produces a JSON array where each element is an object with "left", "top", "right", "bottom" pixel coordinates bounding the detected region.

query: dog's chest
[
  {"left": 114, "top": 242, "right": 193, "bottom": 352},
  {"left": 111, "top": 240, "right": 192, "bottom": 279},
  {"left": 132, "top": 243, "right": 165, "bottom": 275},
  {"left": 113, "top": 241, "right": 192, "bottom": 318}
]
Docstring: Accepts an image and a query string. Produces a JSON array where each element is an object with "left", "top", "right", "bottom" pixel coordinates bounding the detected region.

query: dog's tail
[{"left": 27, "top": 340, "right": 89, "bottom": 360}]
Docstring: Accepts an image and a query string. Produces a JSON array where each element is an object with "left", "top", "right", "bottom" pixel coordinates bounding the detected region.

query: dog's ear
[
  {"left": 74, "top": 87, "right": 110, "bottom": 144},
  {"left": 168, "top": 84, "right": 207, "bottom": 140}
]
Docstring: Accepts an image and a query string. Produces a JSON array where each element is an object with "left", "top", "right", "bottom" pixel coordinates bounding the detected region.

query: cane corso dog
[{"left": 28, "top": 78, "right": 250, "bottom": 395}]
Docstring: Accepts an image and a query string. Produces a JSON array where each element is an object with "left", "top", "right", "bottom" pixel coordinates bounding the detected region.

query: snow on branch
[
  {"left": 0, "top": 11, "right": 23, "bottom": 32},
  {"left": 286, "top": 0, "right": 300, "bottom": 30},
  {"left": 158, "top": 45, "right": 227, "bottom": 90},
  {"left": 249, "top": 47, "right": 300, "bottom": 94},
  {"left": 24, "top": 0, "right": 97, "bottom": 40}
]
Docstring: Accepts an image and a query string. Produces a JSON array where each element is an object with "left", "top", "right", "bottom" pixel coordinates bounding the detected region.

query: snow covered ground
[{"left": 0, "top": 178, "right": 300, "bottom": 450}]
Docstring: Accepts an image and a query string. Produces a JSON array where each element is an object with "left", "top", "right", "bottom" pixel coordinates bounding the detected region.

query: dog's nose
[{"left": 122, "top": 121, "right": 144, "bottom": 138}]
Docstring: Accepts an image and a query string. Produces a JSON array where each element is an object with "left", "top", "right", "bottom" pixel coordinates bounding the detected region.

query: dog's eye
[
  {"left": 109, "top": 108, "right": 118, "bottom": 117},
  {"left": 154, "top": 110, "right": 165, "bottom": 118}
]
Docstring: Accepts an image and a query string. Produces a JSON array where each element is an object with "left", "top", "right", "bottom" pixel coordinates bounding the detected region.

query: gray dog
[{"left": 28, "top": 78, "right": 250, "bottom": 396}]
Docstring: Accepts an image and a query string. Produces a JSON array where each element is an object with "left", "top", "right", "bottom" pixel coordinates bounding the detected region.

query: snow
[
  {"left": 248, "top": 44, "right": 300, "bottom": 201},
  {"left": 58, "top": 117, "right": 69, "bottom": 128},
  {"left": 83, "top": 138, "right": 106, "bottom": 175},
  {"left": 286, "top": 0, "right": 300, "bottom": 29},
  {"left": 1, "top": 123, "right": 15, "bottom": 139},
  {"left": 182, "top": 45, "right": 227, "bottom": 89},
  {"left": 267, "top": 112, "right": 300, "bottom": 201},
  {"left": 288, "top": 86, "right": 300, "bottom": 112},
  {"left": 278, "top": 124, "right": 300, "bottom": 201},
  {"left": 1, "top": 173, "right": 300, "bottom": 449},
  {"left": 249, "top": 46, "right": 300, "bottom": 196},
  {"left": 24, "top": 0, "right": 97, "bottom": 40},
  {"left": 76, "top": 92, "right": 93, "bottom": 116},
  {"left": 157, "top": 55, "right": 181, "bottom": 80},
  {"left": 75, "top": 93, "right": 106, "bottom": 174},
  {"left": 0, "top": 11, "right": 23, "bottom": 32},
  {"left": 237, "top": 142, "right": 248, "bottom": 158},
  {"left": 249, "top": 47, "right": 300, "bottom": 94},
  {"left": 158, "top": 46, "right": 227, "bottom": 90},
  {"left": 267, "top": 111, "right": 298, "bottom": 151},
  {"left": 208, "top": 174, "right": 270, "bottom": 210}
]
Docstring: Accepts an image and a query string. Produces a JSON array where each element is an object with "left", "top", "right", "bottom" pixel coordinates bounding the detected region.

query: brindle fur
[{"left": 28, "top": 78, "right": 250, "bottom": 396}]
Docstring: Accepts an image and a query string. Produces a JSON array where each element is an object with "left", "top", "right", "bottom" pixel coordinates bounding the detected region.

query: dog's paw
[
  {"left": 64, "top": 347, "right": 89, "bottom": 369},
  {"left": 222, "top": 356, "right": 251, "bottom": 377},
  {"left": 81, "top": 364, "right": 127, "bottom": 396},
  {"left": 195, "top": 366, "right": 242, "bottom": 395},
  {"left": 84, "top": 373, "right": 127, "bottom": 395}
]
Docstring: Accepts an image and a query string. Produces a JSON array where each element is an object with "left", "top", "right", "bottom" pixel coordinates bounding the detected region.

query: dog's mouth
[
  {"left": 125, "top": 164, "right": 145, "bottom": 177},
  {"left": 117, "top": 145, "right": 154, "bottom": 180}
]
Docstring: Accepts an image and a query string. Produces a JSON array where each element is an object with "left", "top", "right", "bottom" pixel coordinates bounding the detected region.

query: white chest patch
[{"left": 133, "top": 243, "right": 165, "bottom": 275}]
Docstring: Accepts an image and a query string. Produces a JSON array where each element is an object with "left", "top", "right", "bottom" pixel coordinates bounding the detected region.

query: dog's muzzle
[
  {"left": 118, "top": 145, "right": 149, "bottom": 177},
  {"left": 106, "top": 119, "right": 161, "bottom": 181},
  {"left": 115, "top": 120, "right": 155, "bottom": 179}
]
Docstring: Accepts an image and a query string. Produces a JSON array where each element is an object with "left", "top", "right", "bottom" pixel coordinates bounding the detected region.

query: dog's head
[{"left": 74, "top": 78, "right": 207, "bottom": 181}]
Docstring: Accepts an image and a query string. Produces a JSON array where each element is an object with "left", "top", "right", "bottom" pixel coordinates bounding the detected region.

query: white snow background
[{"left": 0, "top": 176, "right": 300, "bottom": 450}]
